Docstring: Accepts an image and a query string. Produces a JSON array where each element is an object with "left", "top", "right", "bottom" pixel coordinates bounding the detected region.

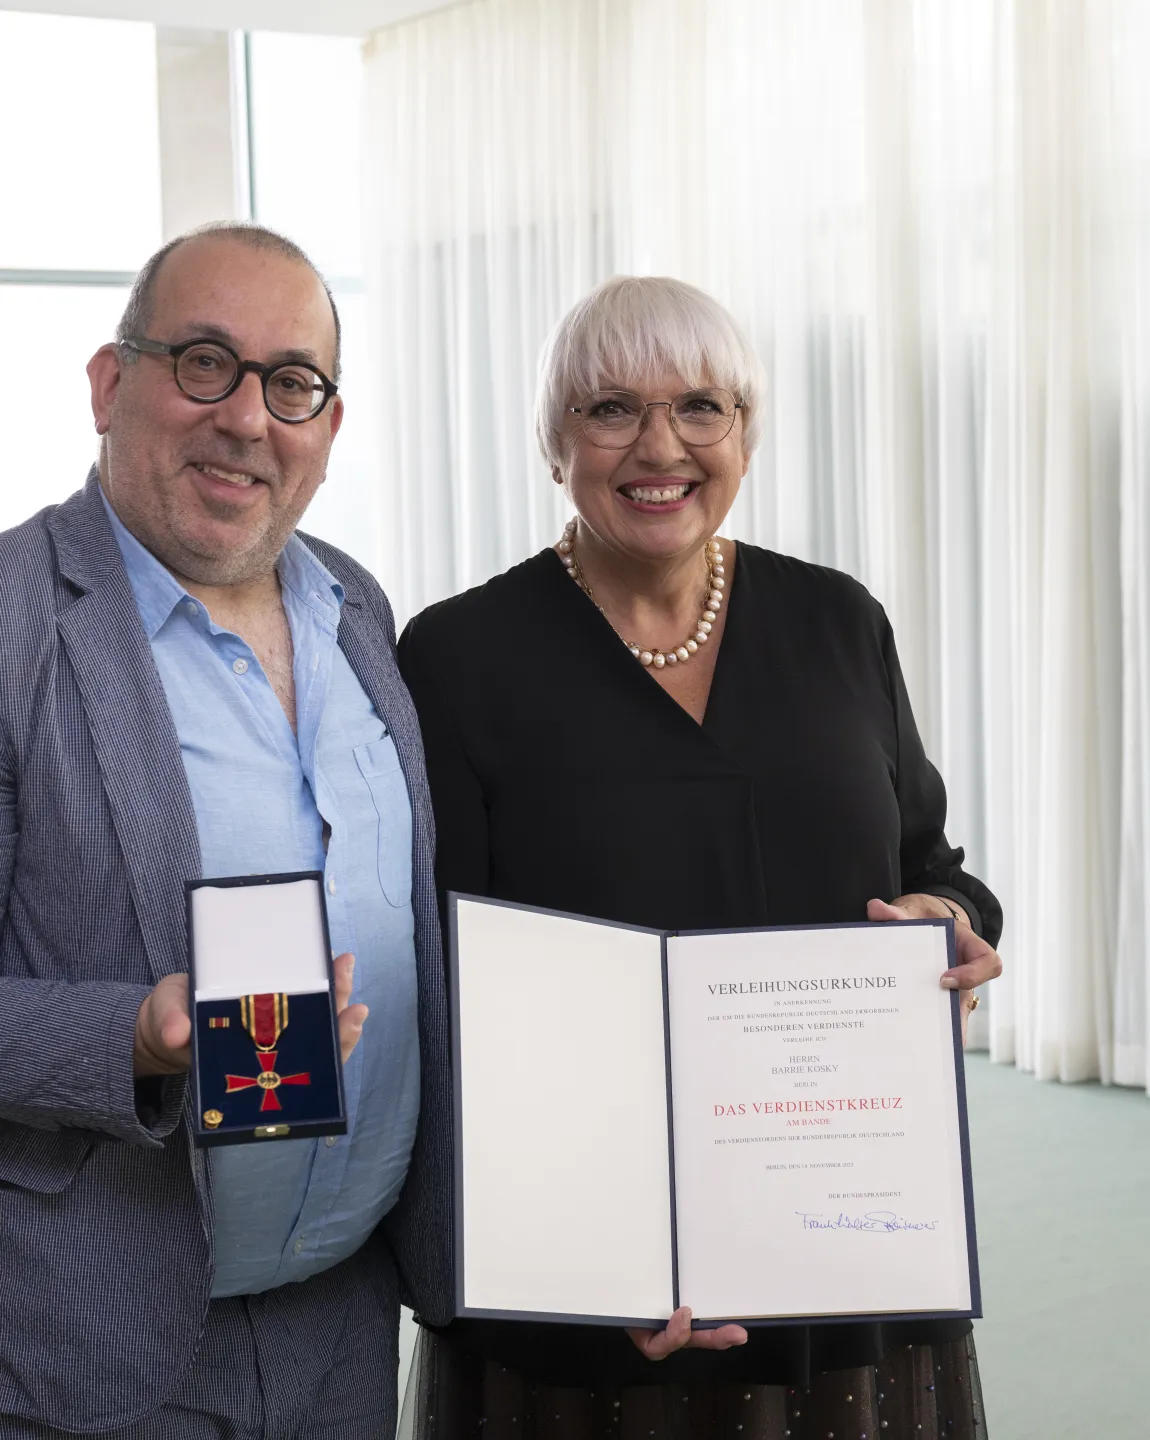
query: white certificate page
[
  {"left": 666, "top": 923, "right": 974, "bottom": 1322},
  {"left": 454, "top": 899, "right": 676, "bottom": 1324}
]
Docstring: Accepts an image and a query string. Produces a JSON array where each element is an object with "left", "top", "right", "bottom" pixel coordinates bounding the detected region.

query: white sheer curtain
[{"left": 362, "top": 0, "right": 1150, "bottom": 1087}]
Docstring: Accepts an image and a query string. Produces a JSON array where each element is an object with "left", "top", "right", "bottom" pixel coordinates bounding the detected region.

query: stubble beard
[{"left": 104, "top": 427, "right": 314, "bottom": 591}]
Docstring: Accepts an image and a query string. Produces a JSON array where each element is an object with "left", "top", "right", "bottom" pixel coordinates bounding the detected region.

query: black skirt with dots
[{"left": 399, "top": 1327, "right": 987, "bottom": 1440}]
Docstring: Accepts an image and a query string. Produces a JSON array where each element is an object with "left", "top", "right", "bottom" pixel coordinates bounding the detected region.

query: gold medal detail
[{"left": 203, "top": 1109, "right": 224, "bottom": 1129}]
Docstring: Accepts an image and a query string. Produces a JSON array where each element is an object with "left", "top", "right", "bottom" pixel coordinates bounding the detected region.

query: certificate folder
[
  {"left": 449, "top": 893, "right": 980, "bottom": 1329},
  {"left": 187, "top": 872, "right": 347, "bottom": 1148}
]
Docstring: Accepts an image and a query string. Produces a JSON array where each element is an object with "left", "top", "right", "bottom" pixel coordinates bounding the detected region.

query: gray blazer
[{"left": 0, "top": 472, "right": 452, "bottom": 1432}]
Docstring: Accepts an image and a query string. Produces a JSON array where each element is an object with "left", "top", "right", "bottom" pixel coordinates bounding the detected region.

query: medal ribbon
[{"left": 241, "top": 993, "right": 288, "bottom": 1051}]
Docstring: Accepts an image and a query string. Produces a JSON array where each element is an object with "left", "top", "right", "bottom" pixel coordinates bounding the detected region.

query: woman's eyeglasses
[{"left": 569, "top": 388, "right": 742, "bottom": 449}]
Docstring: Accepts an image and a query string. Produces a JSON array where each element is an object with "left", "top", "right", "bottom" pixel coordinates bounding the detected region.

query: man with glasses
[{"left": 0, "top": 223, "right": 450, "bottom": 1437}]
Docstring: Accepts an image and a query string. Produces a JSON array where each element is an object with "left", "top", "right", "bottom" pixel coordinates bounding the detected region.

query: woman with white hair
[{"left": 398, "top": 275, "right": 1002, "bottom": 1439}]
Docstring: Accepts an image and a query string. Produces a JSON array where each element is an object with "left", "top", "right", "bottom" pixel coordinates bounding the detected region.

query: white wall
[{"left": 0, "top": 0, "right": 454, "bottom": 36}]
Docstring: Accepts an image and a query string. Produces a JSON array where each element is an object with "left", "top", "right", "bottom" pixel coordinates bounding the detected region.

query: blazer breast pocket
[
  {"left": 354, "top": 736, "right": 413, "bottom": 908},
  {"left": 0, "top": 1123, "right": 93, "bottom": 1195}
]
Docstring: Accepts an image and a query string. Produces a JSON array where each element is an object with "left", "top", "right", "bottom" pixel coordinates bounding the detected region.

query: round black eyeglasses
[{"left": 121, "top": 335, "right": 339, "bottom": 424}]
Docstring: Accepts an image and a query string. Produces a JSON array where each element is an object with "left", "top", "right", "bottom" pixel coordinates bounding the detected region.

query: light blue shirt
[{"left": 102, "top": 491, "right": 420, "bottom": 1297}]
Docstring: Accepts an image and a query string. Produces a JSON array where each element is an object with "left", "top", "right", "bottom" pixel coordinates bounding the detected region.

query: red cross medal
[{"left": 224, "top": 993, "right": 311, "bottom": 1112}]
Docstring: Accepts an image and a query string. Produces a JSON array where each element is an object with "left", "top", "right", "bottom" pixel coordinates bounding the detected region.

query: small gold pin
[{"left": 203, "top": 1109, "right": 224, "bottom": 1130}]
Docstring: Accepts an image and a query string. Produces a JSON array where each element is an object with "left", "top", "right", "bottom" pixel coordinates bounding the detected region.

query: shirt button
[
  {"left": 293, "top": 1238, "right": 304, "bottom": 1255},
  {"left": 232, "top": 657, "right": 249, "bottom": 675},
  {"left": 185, "top": 601, "right": 198, "bottom": 616},
  {"left": 327, "top": 877, "right": 336, "bottom": 896},
  {"left": 325, "top": 1135, "right": 337, "bottom": 1148}
]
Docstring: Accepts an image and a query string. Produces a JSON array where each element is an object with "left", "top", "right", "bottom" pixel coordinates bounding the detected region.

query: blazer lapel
[{"left": 49, "top": 475, "right": 201, "bottom": 983}]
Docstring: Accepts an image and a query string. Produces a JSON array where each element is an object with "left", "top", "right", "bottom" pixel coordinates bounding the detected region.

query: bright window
[
  {"left": 247, "top": 32, "right": 364, "bottom": 279},
  {"left": 2, "top": 285, "right": 129, "bottom": 530},
  {"left": 0, "top": 13, "right": 161, "bottom": 272},
  {"left": 0, "top": 12, "right": 161, "bottom": 521}
]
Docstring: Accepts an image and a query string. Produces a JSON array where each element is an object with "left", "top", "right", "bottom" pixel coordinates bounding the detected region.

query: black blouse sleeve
[
  {"left": 880, "top": 612, "right": 1003, "bottom": 948},
  {"left": 397, "top": 613, "right": 491, "bottom": 902}
]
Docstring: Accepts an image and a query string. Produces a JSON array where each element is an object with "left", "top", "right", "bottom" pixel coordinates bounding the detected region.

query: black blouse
[{"left": 398, "top": 542, "right": 1001, "bottom": 1388}]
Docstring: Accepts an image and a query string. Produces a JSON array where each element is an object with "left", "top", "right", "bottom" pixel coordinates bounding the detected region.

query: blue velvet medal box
[{"left": 187, "top": 872, "right": 347, "bottom": 1148}]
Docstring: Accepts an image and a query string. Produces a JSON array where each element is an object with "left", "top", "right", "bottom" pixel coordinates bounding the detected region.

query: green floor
[{"left": 966, "top": 1053, "right": 1150, "bottom": 1438}]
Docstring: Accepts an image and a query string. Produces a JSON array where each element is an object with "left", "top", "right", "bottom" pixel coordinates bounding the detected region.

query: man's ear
[
  {"left": 310, "top": 397, "right": 345, "bottom": 489},
  {"left": 327, "top": 394, "right": 345, "bottom": 447},
  {"left": 87, "top": 343, "right": 124, "bottom": 436}
]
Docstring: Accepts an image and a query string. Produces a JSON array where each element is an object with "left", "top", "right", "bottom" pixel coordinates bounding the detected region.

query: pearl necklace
[{"left": 557, "top": 519, "right": 726, "bottom": 669}]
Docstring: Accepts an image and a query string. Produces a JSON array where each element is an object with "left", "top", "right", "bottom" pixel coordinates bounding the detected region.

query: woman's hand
[
  {"left": 626, "top": 1307, "right": 747, "bottom": 1361},
  {"left": 866, "top": 894, "right": 1001, "bottom": 1044}
]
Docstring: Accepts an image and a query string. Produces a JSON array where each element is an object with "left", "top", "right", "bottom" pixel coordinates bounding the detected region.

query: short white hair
[{"left": 535, "top": 275, "right": 767, "bottom": 467}]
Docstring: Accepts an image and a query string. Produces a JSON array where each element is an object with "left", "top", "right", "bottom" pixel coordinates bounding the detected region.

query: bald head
[{"left": 116, "top": 222, "right": 342, "bottom": 382}]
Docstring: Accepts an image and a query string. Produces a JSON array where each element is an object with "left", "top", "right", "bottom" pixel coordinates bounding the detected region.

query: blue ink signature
[{"left": 796, "top": 1210, "right": 939, "bottom": 1233}]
